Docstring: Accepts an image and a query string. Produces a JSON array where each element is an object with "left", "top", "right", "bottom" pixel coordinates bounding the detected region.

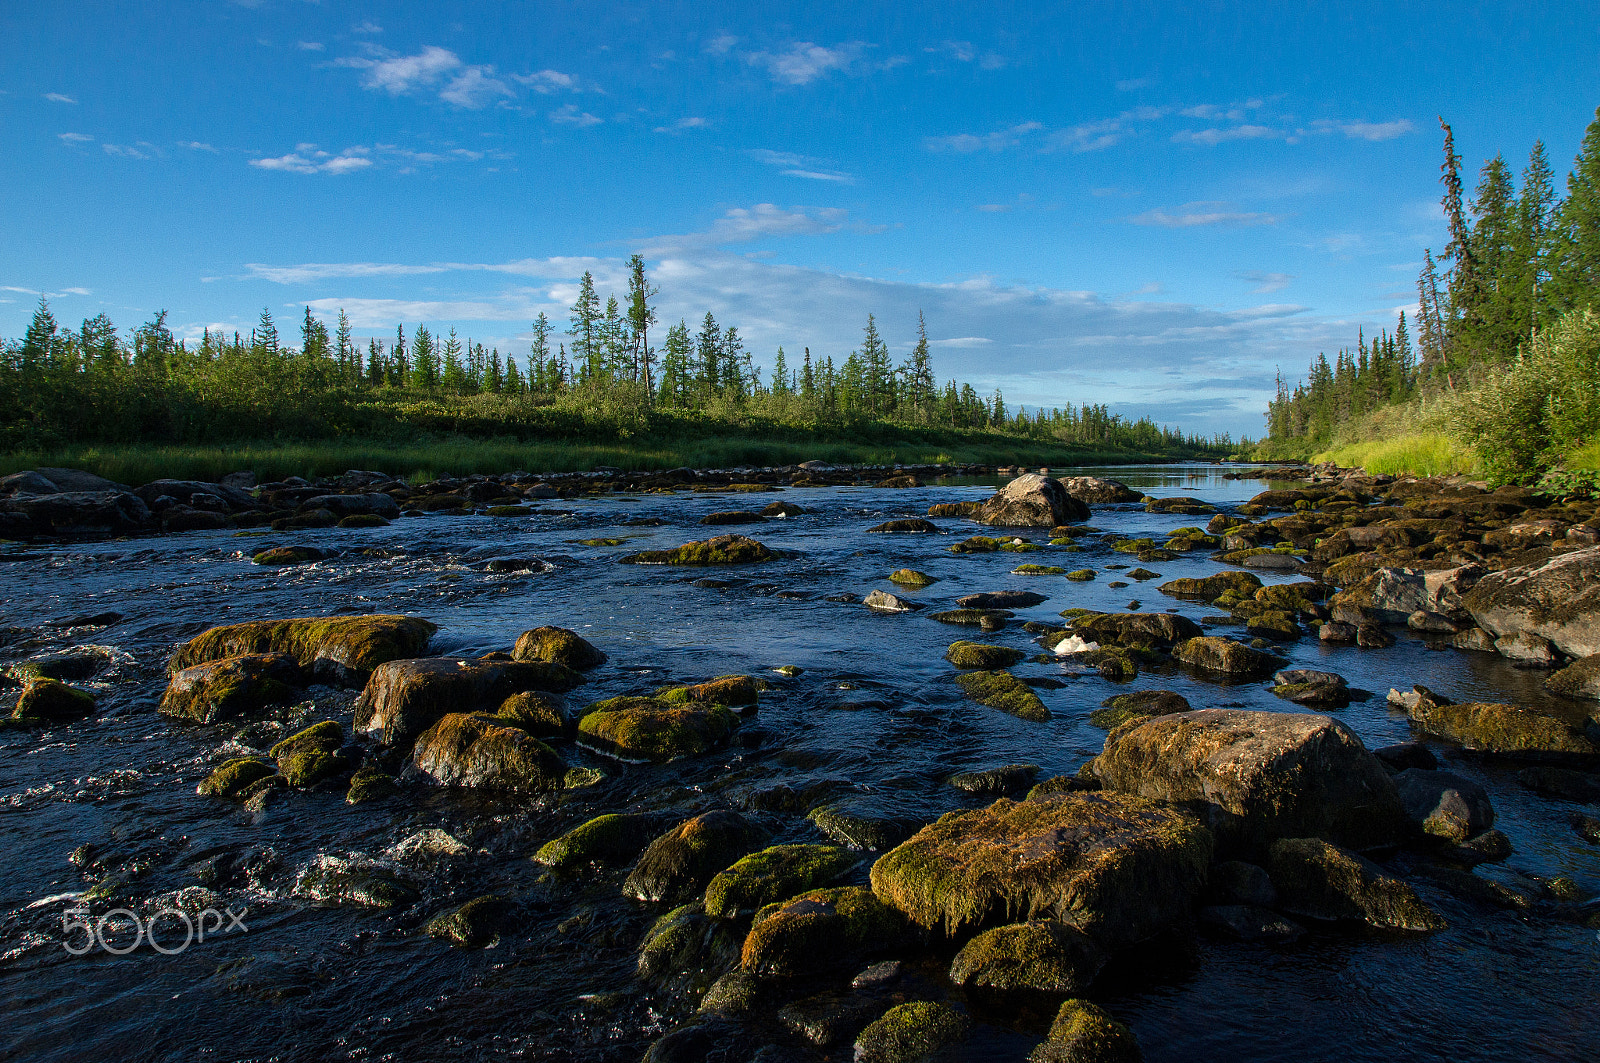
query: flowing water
[{"left": 1, "top": 465, "right": 1596, "bottom": 1062}]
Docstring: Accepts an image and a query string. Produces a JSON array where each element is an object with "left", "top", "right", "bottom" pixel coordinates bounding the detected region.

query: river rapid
[{"left": 1, "top": 464, "right": 1596, "bottom": 1063}]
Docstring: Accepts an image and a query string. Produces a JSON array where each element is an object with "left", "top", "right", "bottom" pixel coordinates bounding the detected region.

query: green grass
[
  {"left": 1312, "top": 432, "right": 1481, "bottom": 478},
  {"left": 0, "top": 434, "right": 1192, "bottom": 485},
  {"left": 1558, "top": 438, "right": 1600, "bottom": 473}
]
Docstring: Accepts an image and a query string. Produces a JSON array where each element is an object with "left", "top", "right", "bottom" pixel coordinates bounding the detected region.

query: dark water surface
[{"left": 1, "top": 465, "right": 1596, "bottom": 1062}]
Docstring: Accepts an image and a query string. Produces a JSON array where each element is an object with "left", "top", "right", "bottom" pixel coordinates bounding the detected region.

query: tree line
[
  {"left": 1264, "top": 105, "right": 1600, "bottom": 457},
  {"left": 1, "top": 253, "right": 1224, "bottom": 455}
]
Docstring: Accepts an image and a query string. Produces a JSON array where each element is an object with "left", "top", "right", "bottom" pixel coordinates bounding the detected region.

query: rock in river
[
  {"left": 957, "top": 590, "right": 1048, "bottom": 609},
  {"left": 1028, "top": 999, "right": 1142, "bottom": 1063},
  {"left": 1402, "top": 690, "right": 1599, "bottom": 760},
  {"left": 623, "top": 810, "right": 770, "bottom": 904},
  {"left": 1267, "top": 837, "right": 1446, "bottom": 931},
  {"left": 978, "top": 474, "right": 1089, "bottom": 528},
  {"left": 355, "top": 656, "right": 584, "bottom": 749},
  {"left": 1089, "top": 709, "right": 1407, "bottom": 855},
  {"left": 1172, "top": 636, "right": 1277, "bottom": 680},
  {"left": 11, "top": 677, "right": 97, "bottom": 724},
  {"left": 948, "top": 919, "right": 1105, "bottom": 995},
  {"left": 740, "top": 886, "right": 911, "bottom": 978},
  {"left": 411, "top": 712, "right": 567, "bottom": 793},
  {"left": 512, "top": 626, "right": 607, "bottom": 670},
  {"left": 868, "top": 792, "right": 1211, "bottom": 949},
  {"left": 619, "top": 534, "right": 774, "bottom": 565},
  {"left": 704, "top": 844, "right": 859, "bottom": 919},
  {"left": 953, "top": 670, "right": 1050, "bottom": 721},
  {"left": 1463, "top": 544, "right": 1600, "bottom": 658},
  {"left": 170, "top": 614, "right": 437, "bottom": 686},
  {"left": 160, "top": 653, "right": 303, "bottom": 723},
  {"left": 577, "top": 696, "right": 739, "bottom": 762}
]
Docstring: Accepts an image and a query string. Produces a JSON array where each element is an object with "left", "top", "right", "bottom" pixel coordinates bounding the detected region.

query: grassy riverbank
[{"left": 0, "top": 432, "right": 1202, "bottom": 485}]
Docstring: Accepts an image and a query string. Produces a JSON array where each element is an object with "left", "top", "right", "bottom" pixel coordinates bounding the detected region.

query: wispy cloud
[
  {"left": 1235, "top": 270, "right": 1294, "bottom": 293},
  {"left": 180, "top": 141, "right": 217, "bottom": 152},
  {"left": 703, "top": 34, "right": 738, "bottom": 56},
  {"left": 251, "top": 144, "right": 372, "bottom": 174},
  {"left": 1115, "top": 77, "right": 1153, "bottom": 92},
  {"left": 1130, "top": 204, "right": 1282, "bottom": 227},
  {"left": 44, "top": 92, "right": 77, "bottom": 104},
  {"left": 744, "top": 41, "right": 866, "bottom": 85},
  {"left": 927, "top": 41, "right": 1005, "bottom": 69},
  {"left": 103, "top": 141, "right": 162, "bottom": 159},
  {"left": 57, "top": 132, "right": 92, "bottom": 144},
  {"left": 297, "top": 41, "right": 325, "bottom": 52},
  {"left": 337, "top": 45, "right": 511, "bottom": 109},
  {"left": 1171, "top": 124, "right": 1282, "bottom": 146},
  {"left": 642, "top": 204, "right": 860, "bottom": 253},
  {"left": 515, "top": 69, "right": 580, "bottom": 93},
  {"left": 550, "top": 103, "right": 602, "bottom": 127},
  {"left": 352, "top": 20, "right": 382, "bottom": 34},
  {"left": 924, "top": 122, "right": 1044, "bottom": 153},
  {"left": 747, "top": 148, "right": 853, "bottom": 183},
  {"left": 1314, "top": 118, "right": 1414, "bottom": 141},
  {"left": 655, "top": 116, "right": 710, "bottom": 134}
]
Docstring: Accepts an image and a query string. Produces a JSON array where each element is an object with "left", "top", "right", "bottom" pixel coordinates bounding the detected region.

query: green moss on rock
[
  {"left": 954, "top": 670, "right": 1050, "bottom": 721},
  {"left": 12, "top": 677, "right": 97, "bottom": 723},
  {"left": 929, "top": 608, "right": 1013, "bottom": 632},
  {"left": 412, "top": 712, "right": 566, "bottom": 793},
  {"left": 252, "top": 546, "right": 325, "bottom": 566},
  {"left": 950, "top": 536, "right": 1038, "bottom": 554},
  {"left": 853, "top": 1001, "right": 970, "bottom": 1063},
  {"left": 426, "top": 894, "right": 515, "bottom": 947},
  {"left": 1014, "top": 564, "right": 1067, "bottom": 575},
  {"left": 657, "top": 674, "right": 761, "bottom": 706},
  {"left": 948, "top": 919, "right": 1105, "bottom": 995},
  {"left": 338, "top": 513, "right": 392, "bottom": 527},
  {"left": 1172, "top": 636, "right": 1278, "bottom": 680},
  {"left": 345, "top": 764, "right": 399, "bottom": 803},
  {"left": 578, "top": 697, "right": 739, "bottom": 763},
  {"left": 704, "top": 844, "right": 859, "bottom": 918},
  {"left": 1088, "top": 689, "right": 1191, "bottom": 729},
  {"left": 1268, "top": 837, "right": 1446, "bottom": 931},
  {"left": 271, "top": 720, "right": 351, "bottom": 788},
  {"left": 1030, "top": 999, "right": 1143, "bottom": 1063},
  {"left": 888, "top": 568, "right": 938, "bottom": 587},
  {"left": 512, "top": 626, "right": 607, "bottom": 671},
  {"left": 534, "top": 812, "right": 661, "bottom": 869},
  {"left": 741, "top": 886, "right": 910, "bottom": 978},
  {"left": 160, "top": 653, "right": 302, "bottom": 723},
  {"left": 619, "top": 534, "right": 774, "bottom": 565},
  {"left": 624, "top": 810, "right": 771, "bottom": 904},
  {"left": 495, "top": 689, "right": 569, "bottom": 737},
  {"left": 169, "top": 614, "right": 437, "bottom": 685},
  {"left": 197, "top": 757, "right": 278, "bottom": 799},
  {"left": 946, "top": 641, "right": 1026, "bottom": 669}
]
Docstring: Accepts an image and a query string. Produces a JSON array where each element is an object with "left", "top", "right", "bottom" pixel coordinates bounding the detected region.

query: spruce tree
[
  {"left": 413, "top": 325, "right": 437, "bottom": 387},
  {"left": 696, "top": 312, "right": 722, "bottom": 394},
  {"left": 1550, "top": 106, "right": 1600, "bottom": 313},
  {"left": 626, "top": 254, "right": 658, "bottom": 396},
  {"left": 20, "top": 296, "right": 59, "bottom": 369},
  {"left": 568, "top": 271, "right": 601, "bottom": 383},
  {"left": 530, "top": 312, "right": 553, "bottom": 393}
]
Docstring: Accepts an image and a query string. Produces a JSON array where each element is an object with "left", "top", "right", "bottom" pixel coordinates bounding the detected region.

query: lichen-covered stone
[
  {"left": 619, "top": 534, "right": 774, "bottom": 565},
  {"left": 197, "top": 757, "right": 278, "bottom": 799},
  {"left": 494, "top": 689, "right": 569, "bottom": 737},
  {"left": 534, "top": 812, "right": 662, "bottom": 869},
  {"left": 1546, "top": 654, "right": 1600, "bottom": 700},
  {"left": 853, "top": 1000, "right": 970, "bottom": 1063},
  {"left": 1462, "top": 544, "right": 1600, "bottom": 657},
  {"left": 578, "top": 696, "right": 739, "bottom": 763},
  {"left": 623, "top": 810, "right": 771, "bottom": 903},
  {"left": 741, "top": 886, "right": 910, "bottom": 978},
  {"left": 1014, "top": 564, "right": 1068, "bottom": 575},
  {"left": 657, "top": 674, "right": 762, "bottom": 706},
  {"left": 930, "top": 608, "right": 1013, "bottom": 631},
  {"left": 345, "top": 764, "right": 399, "bottom": 803},
  {"left": 928, "top": 501, "right": 981, "bottom": 518},
  {"left": 1393, "top": 768, "right": 1495, "bottom": 842},
  {"left": 704, "top": 844, "right": 858, "bottom": 918},
  {"left": 1091, "top": 709, "right": 1406, "bottom": 855},
  {"left": 869, "top": 792, "right": 1212, "bottom": 948},
  {"left": 637, "top": 902, "right": 745, "bottom": 993},
  {"left": 1029, "top": 999, "right": 1143, "bottom": 1063},
  {"left": 511, "top": 626, "right": 607, "bottom": 670},
  {"left": 411, "top": 712, "right": 566, "bottom": 792},
  {"left": 945, "top": 641, "right": 1026, "bottom": 669},
  {"left": 888, "top": 568, "right": 938, "bottom": 587},
  {"left": 12, "top": 677, "right": 97, "bottom": 723},
  {"left": 953, "top": 670, "right": 1050, "bottom": 721},
  {"left": 252, "top": 546, "right": 325, "bottom": 566},
  {"left": 159, "top": 653, "right": 302, "bottom": 723},
  {"left": 867, "top": 519, "right": 938, "bottom": 533},
  {"left": 1267, "top": 837, "right": 1446, "bottom": 931},
  {"left": 169, "top": 614, "right": 437, "bottom": 685},
  {"left": 1157, "top": 572, "right": 1263, "bottom": 602},
  {"left": 355, "top": 656, "right": 584, "bottom": 749},
  {"left": 1172, "top": 636, "right": 1277, "bottom": 680},
  {"left": 1403, "top": 694, "right": 1598, "bottom": 759},
  {"left": 271, "top": 720, "right": 351, "bottom": 788},
  {"left": 1071, "top": 612, "right": 1202, "bottom": 649},
  {"left": 948, "top": 920, "right": 1104, "bottom": 994},
  {"left": 1088, "top": 690, "right": 1191, "bottom": 730},
  {"left": 1058, "top": 476, "right": 1140, "bottom": 505},
  {"left": 949, "top": 535, "right": 1038, "bottom": 554}
]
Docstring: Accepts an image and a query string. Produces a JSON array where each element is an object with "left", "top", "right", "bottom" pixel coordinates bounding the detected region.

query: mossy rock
[
  {"left": 578, "top": 697, "right": 738, "bottom": 763},
  {"left": 948, "top": 919, "right": 1105, "bottom": 995},
  {"left": 620, "top": 534, "right": 774, "bottom": 565},
  {"left": 159, "top": 653, "right": 303, "bottom": 723},
  {"left": 495, "top": 689, "right": 569, "bottom": 737},
  {"left": 1157, "top": 571, "right": 1263, "bottom": 603},
  {"left": 272, "top": 509, "right": 338, "bottom": 531},
  {"left": 425, "top": 894, "right": 516, "bottom": 947},
  {"left": 808, "top": 802, "right": 923, "bottom": 851},
  {"left": 888, "top": 569, "right": 938, "bottom": 587},
  {"left": 355, "top": 656, "right": 585, "bottom": 748},
  {"left": 929, "top": 608, "right": 1012, "bottom": 632},
  {"left": 1246, "top": 610, "right": 1301, "bottom": 641},
  {"left": 1065, "top": 569, "right": 1097, "bottom": 581},
  {"left": 1088, "top": 689, "right": 1191, "bottom": 729},
  {"left": 1404, "top": 697, "right": 1599, "bottom": 758},
  {"left": 271, "top": 720, "right": 352, "bottom": 788},
  {"left": 1267, "top": 837, "right": 1446, "bottom": 931},
  {"left": 534, "top": 812, "right": 661, "bottom": 869},
  {"left": 928, "top": 501, "right": 981, "bottom": 518},
  {"left": 270, "top": 719, "right": 344, "bottom": 760},
  {"left": 704, "top": 844, "right": 859, "bottom": 918},
  {"left": 574, "top": 537, "right": 627, "bottom": 547},
  {"left": 637, "top": 901, "right": 746, "bottom": 993},
  {"left": 853, "top": 1001, "right": 970, "bottom": 1063},
  {"left": 338, "top": 513, "right": 391, "bottom": 528},
  {"left": 954, "top": 670, "right": 1050, "bottom": 721},
  {"left": 169, "top": 614, "right": 437, "bottom": 685},
  {"left": 949, "top": 536, "right": 1038, "bottom": 554},
  {"left": 945, "top": 641, "right": 1026, "bottom": 670},
  {"left": 197, "top": 757, "right": 278, "bottom": 799},
  {"left": 345, "top": 764, "right": 399, "bottom": 804},
  {"left": 741, "top": 886, "right": 912, "bottom": 978},
  {"left": 252, "top": 546, "right": 326, "bottom": 566},
  {"left": 1014, "top": 564, "right": 1067, "bottom": 575},
  {"left": 1030, "top": 999, "right": 1143, "bottom": 1063},
  {"left": 1069, "top": 611, "right": 1202, "bottom": 648},
  {"left": 12, "top": 677, "right": 97, "bottom": 724},
  {"left": 484, "top": 506, "right": 532, "bottom": 517},
  {"left": 624, "top": 810, "right": 771, "bottom": 904},
  {"left": 512, "top": 625, "right": 607, "bottom": 671},
  {"left": 868, "top": 792, "right": 1212, "bottom": 947},
  {"left": 412, "top": 712, "right": 567, "bottom": 793},
  {"left": 657, "top": 675, "right": 762, "bottom": 707},
  {"left": 1111, "top": 538, "right": 1154, "bottom": 555},
  {"left": 701, "top": 510, "right": 767, "bottom": 525},
  {"left": 295, "top": 856, "right": 418, "bottom": 910},
  {"left": 1172, "top": 636, "right": 1278, "bottom": 680},
  {"left": 950, "top": 763, "right": 1039, "bottom": 795}
]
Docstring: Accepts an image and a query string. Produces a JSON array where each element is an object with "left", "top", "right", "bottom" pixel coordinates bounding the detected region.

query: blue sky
[{"left": 4, "top": 1, "right": 1599, "bottom": 438}]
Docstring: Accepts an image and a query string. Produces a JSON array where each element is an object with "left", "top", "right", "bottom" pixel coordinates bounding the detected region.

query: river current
[{"left": 1, "top": 464, "right": 1596, "bottom": 1062}]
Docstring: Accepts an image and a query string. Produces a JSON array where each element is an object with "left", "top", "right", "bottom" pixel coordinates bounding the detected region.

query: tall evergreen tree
[
  {"left": 696, "top": 312, "right": 722, "bottom": 394},
  {"left": 626, "top": 254, "right": 658, "bottom": 397},
  {"left": 255, "top": 307, "right": 280, "bottom": 356},
  {"left": 529, "top": 312, "right": 553, "bottom": 393},
  {"left": 568, "top": 271, "right": 602, "bottom": 383},
  {"left": 20, "top": 296, "right": 59, "bottom": 369},
  {"left": 413, "top": 324, "right": 437, "bottom": 387},
  {"left": 1550, "top": 106, "right": 1600, "bottom": 314}
]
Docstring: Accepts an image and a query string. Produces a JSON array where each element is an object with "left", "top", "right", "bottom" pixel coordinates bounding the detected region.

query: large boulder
[
  {"left": 299, "top": 492, "right": 401, "bottom": 519},
  {"left": 1402, "top": 693, "right": 1598, "bottom": 760},
  {"left": 868, "top": 792, "right": 1212, "bottom": 949},
  {"left": 1462, "top": 545, "right": 1600, "bottom": 658},
  {"left": 979, "top": 474, "right": 1089, "bottom": 527},
  {"left": 1268, "top": 837, "right": 1446, "bottom": 931},
  {"left": 623, "top": 810, "right": 770, "bottom": 903},
  {"left": 1548, "top": 654, "right": 1600, "bottom": 700},
  {"left": 354, "top": 657, "right": 583, "bottom": 749},
  {"left": 577, "top": 696, "right": 739, "bottom": 762},
  {"left": 134, "top": 478, "right": 257, "bottom": 510},
  {"left": 948, "top": 920, "right": 1105, "bottom": 995},
  {"left": 410, "top": 712, "right": 567, "bottom": 793},
  {"left": 159, "top": 653, "right": 303, "bottom": 723},
  {"left": 1091, "top": 709, "right": 1406, "bottom": 855},
  {"left": 170, "top": 614, "right": 437, "bottom": 685},
  {"left": 1029, "top": 1000, "right": 1143, "bottom": 1063},
  {"left": 1072, "top": 612, "right": 1203, "bottom": 648},
  {"left": 1, "top": 490, "right": 152, "bottom": 533},
  {"left": 1057, "top": 476, "right": 1140, "bottom": 505},
  {"left": 619, "top": 535, "right": 773, "bottom": 565},
  {"left": 704, "top": 844, "right": 859, "bottom": 919},
  {"left": 512, "top": 626, "right": 607, "bottom": 670},
  {"left": 1172, "top": 637, "right": 1277, "bottom": 680},
  {"left": 741, "top": 886, "right": 911, "bottom": 978}
]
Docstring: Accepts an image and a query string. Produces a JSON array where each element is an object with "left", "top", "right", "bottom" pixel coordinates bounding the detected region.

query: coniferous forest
[
  {"left": 0, "top": 251, "right": 1228, "bottom": 473},
  {"left": 1262, "top": 106, "right": 1600, "bottom": 484}
]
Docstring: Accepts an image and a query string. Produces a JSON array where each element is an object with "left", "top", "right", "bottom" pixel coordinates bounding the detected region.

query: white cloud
[
  {"left": 180, "top": 141, "right": 217, "bottom": 152},
  {"left": 297, "top": 41, "right": 325, "bottom": 52},
  {"left": 251, "top": 144, "right": 371, "bottom": 174},
  {"left": 44, "top": 92, "right": 77, "bottom": 104},
  {"left": 655, "top": 116, "right": 709, "bottom": 134},
  {"left": 930, "top": 336, "right": 993, "bottom": 347},
  {"left": 1130, "top": 206, "right": 1282, "bottom": 227},
  {"left": 103, "top": 142, "right": 160, "bottom": 159},
  {"left": 704, "top": 34, "right": 739, "bottom": 56},
  {"left": 352, "top": 20, "right": 382, "bottom": 34},
  {"left": 1115, "top": 77, "right": 1153, "bottom": 91},
  {"left": 782, "top": 169, "right": 853, "bottom": 183},
  {"left": 1235, "top": 270, "right": 1294, "bottom": 293},
  {"left": 1172, "top": 124, "right": 1281, "bottom": 146},
  {"left": 550, "top": 104, "right": 602, "bottom": 127},
  {"left": 515, "top": 69, "right": 578, "bottom": 93},
  {"left": 748, "top": 148, "right": 852, "bottom": 182},
  {"left": 1323, "top": 118, "right": 1415, "bottom": 141},
  {"left": 924, "top": 121, "right": 1043, "bottom": 153},
  {"left": 439, "top": 66, "right": 513, "bottom": 108},
  {"left": 57, "top": 132, "right": 92, "bottom": 144},
  {"left": 643, "top": 204, "right": 854, "bottom": 253},
  {"left": 745, "top": 41, "right": 865, "bottom": 85},
  {"left": 1047, "top": 118, "right": 1127, "bottom": 153},
  {"left": 337, "top": 45, "right": 510, "bottom": 109},
  {"left": 976, "top": 204, "right": 1011, "bottom": 213}
]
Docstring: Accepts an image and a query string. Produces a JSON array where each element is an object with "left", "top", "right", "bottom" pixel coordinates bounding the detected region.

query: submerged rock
[
  {"left": 1088, "top": 690, "right": 1191, "bottom": 730},
  {"left": 577, "top": 696, "right": 739, "bottom": 762},
  {"left": 949, "top": 763, "right": 1039, "bottom": 795},
  {"left": 930, "top": 608, "right": 1013, "bottom": 631},
  {"left": 197, "top": 757, "right": 278, "bottom": 799},
  {"left": 624, "top": 810, "right": 771, "bottom": 904},
  {"left": 619, "top": 534, "right": 774, "bottom": 565},
  {"left": 534, "top": 812, "right": 663, "bottom": 869},
  {"left": 865, "top": 590, "right": 921, "bottom": 613},
  {"left": 869, "top": 792, "right": 1211, "bottom": 948},
  {"left": 511, "top": 626, "right": 607, "bottom": 670},
  {"left": 159, "top": 653, "right": 303, "bottom": 723},
  {"left": 1091, "top": 709, "right": 1406, "bottom": 855},
  {"left": 808, "top": 802, "right": 924, "bottom": 852},
  {"left": 979, "top": 474, "right": 1089, "bottom": 528},
  {"left": 170, "top": 614, "right": 437, "bottom": 686},
  {"left": 1267, "top": 837, "right": 1446, "bottom": 931},
  {"left": 867, "top": 519, "right": 938, "bottom": 533},
  {"left": 945, "top": 641, "right": 1026, "bottom": 669},
  {"left": 11, "top": 677, "right": 97, "bottom": 723},
  {"left": 411, "top": 712, "right": 566, "bottom": 792},
  {"left": 271, "top": 720, "right": 351, "bottom": 788},
  {"left": 425, "top": 894, "right": 517, "bottom": 947},
  {"left": 953, "top": 670, "right": 1050, "bottom": 721},
  {"left": 958, "top": 590, "right": 1048, "bottom": 609},
  {"left": 294, "top": 854, "right": 417, "bottom": 910}
]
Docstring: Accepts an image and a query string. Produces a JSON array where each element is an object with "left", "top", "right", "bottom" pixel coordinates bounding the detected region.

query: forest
[
  {"left": 1261, "top": 106, "right": 1600, "bottom": 485},
  {"left": 0, "top": 252, "right": 1227, "bottom": 473}
]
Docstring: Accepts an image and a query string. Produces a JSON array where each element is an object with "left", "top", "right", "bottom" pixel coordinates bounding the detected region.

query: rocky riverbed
[{"left": 1, "top": 462, "right": 1597, "bottom": 1062}]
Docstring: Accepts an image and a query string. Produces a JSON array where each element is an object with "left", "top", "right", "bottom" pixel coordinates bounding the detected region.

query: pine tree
[
  {"left": 504, "top": 352, "right": 524, "bottom": 393},
  {"left": 1467, "top": 154, "right": 1518, "bottom": 359},
  {"left": 1437, "top": 118, "right": 1482, "bottom": 354},
  {"left": 659, "top": 319, "right": 692, "bottom": 407},
  {"left": 905, "top": 311, "right": 935, "bottom": 419},
  {"left": 300, "top": 306, "right": 330, "bottom": 360},
  {"left": 391, "top": 324, "right": 408, "bottom": 387},
  {"left": 486, "top": 347, "right": 503, "bottom": 393},
  {"left": 859, "top": 314, "right": 891, "bottom": 416},
  {"left": 801, "top": 347, "right": 815, "bottom": 399},
  {"left": 723, "top": 326, "right": 750, "bottom": 396},
  {"left": 255, "top": 307, "right": 280, "bottom": 356},
  {"left": 413, "top": 325, "right": 437, "bottom": 387},
  {"left": 440, "top": 327, "right": 467, "bottom": 390},
  {"left": 1550, "top": 106, "right": 1600, "bottom": 314},
  {"left": 771, "top": 347, "right": 789, "bottom": 394},
  {"left": 1516, "top": 140, "right": 1558, "bottom": 329},
  {"left": 366, "top": 337, "right": 385, "bottom": 387},
  {"left": 336, "top": 308, "right": 355, "bottom": 383}
]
